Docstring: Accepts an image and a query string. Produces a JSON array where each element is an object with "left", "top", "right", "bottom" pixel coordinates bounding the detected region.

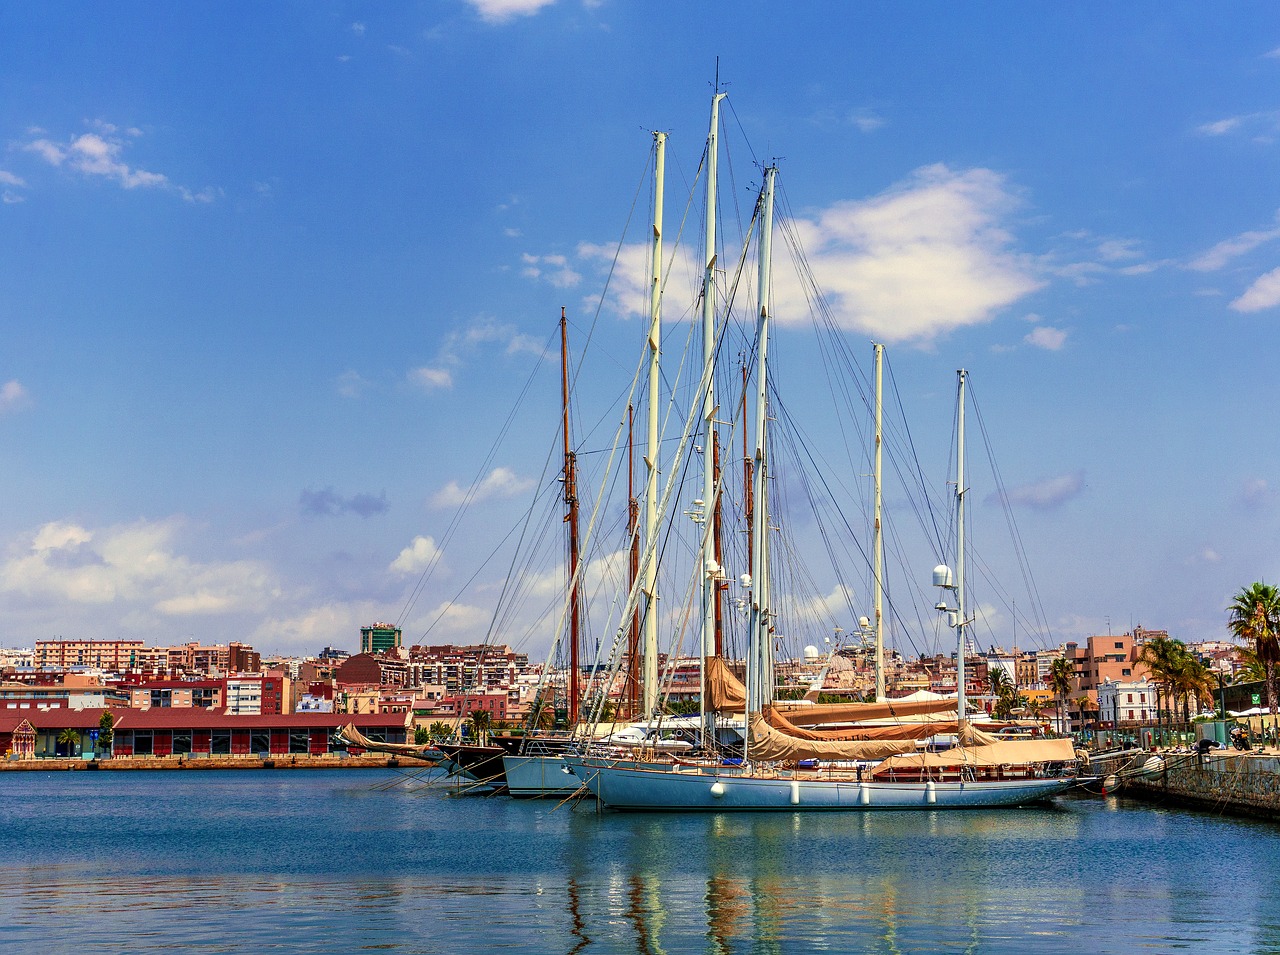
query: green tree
[
  {"left": 56, "top": 727, "right": 80, "bottom": 757},
  {"left": 414, "top": 724, "right": 430, "bottom": 745},
  {"left": 988, "top": 667, "right": 1020, "bottom": 721},
  {"left": 1047, "top": 656, "right": 1074, "bottom": 734},
  {"left": 98, "top": 711, "right": 115, "bottom": 755},
  {"left": 1228, "top": 582, "right": 1280, "bottom": 716},
  {"left": 1171, "top": 653, "right": 1215, "bottom": 723},
  {"left": 1138, "top": 634, "right": 1187, "bottom": 731},
  {"left": 466, "top": 709, "right": 492, "bottom": 744},
  {"left": 428, "top": 721, "right": 453, "bottom": 741}
]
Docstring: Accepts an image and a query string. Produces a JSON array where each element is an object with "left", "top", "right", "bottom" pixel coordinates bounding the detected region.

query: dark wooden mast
[
  {"left": 560, "top": 309, "right": 582, "bottom": 726},
  {"left": 626, "top": 404, "right": 641, "bottom": 718}
]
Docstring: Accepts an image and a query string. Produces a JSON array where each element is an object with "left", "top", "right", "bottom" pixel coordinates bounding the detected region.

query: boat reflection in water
[{"left": 3, "top": 770, "right": 1279, "bottom": 954}]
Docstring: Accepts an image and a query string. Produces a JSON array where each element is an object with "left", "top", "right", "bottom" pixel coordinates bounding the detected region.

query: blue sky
[{"left": 1, "top": 2, "right": 1279, "bottom": 662}]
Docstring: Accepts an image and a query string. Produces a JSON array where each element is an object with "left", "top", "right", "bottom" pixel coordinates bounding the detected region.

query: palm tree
[
  {"left": 1171, "top": 653, "right": 1215, "bottom": 723},
  {"left": 466, "top": 709, "right": 492, "bottom": 745},
  {"left": 988, "top": 667, "right": 1019, "bottom": 720},
  {"left": 428, "top": 721, "right": 453, "bottom": 741},
  {"left": 1137, "top": 634, "right": 1184, "bottom": 731},
  {"left": 1047, "top": 656, "right": 1074, "bottom": 734},
  {"left": 1073, "top": 695, "right": 1093, "bottom": 730},
  {"left": 1228, "top": 583, "right": 1280, "bottom": 716},
  {"left": 56, "top": 727, "right": 80, "bottom": 757}
]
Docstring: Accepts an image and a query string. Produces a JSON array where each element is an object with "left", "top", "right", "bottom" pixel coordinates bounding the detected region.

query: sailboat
[
  {"left": 501, "top": 308, "right": 590, "bottom": 798},
  {"left": 564, "top": 93, "right": 1086, "bottom": 811}
]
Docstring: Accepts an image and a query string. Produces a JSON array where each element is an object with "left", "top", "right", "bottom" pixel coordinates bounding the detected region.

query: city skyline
[{"left": 2, "top": 4, "right": 1279, "bottom": 661}]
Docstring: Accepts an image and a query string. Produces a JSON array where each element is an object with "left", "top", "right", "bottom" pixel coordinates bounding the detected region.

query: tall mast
[
  {"left": 698, "top": 92, "right": 725, "bottom": 747},
  {"left": 626, "top": 404, "right": 640, "bottom": 719},
  {"left": 742, "top": 360, "right": 753, "bottom": 571},
  {"left": 955, "top": 368, "right": 968, "bottom": 725},
  {"left": 561, "top": 309, "right": 582, "bottom": 727},
  {"left": 642, "top": 131, "right": 665, "bottom": 718},
  {"left": 746, "top": 165, "right": 776, "bottom": 728},
  {"left": 873, "top": 342, "right": 885, "bottom": 701}
]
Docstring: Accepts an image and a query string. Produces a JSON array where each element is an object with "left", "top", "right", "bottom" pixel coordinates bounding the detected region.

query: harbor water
[{"left": 2, "top": 768, "right": 1278, "bottom": 954}]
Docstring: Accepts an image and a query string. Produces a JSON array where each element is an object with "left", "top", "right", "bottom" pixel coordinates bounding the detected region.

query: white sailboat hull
[{"left": 565, "top": 757, "right": 1076, "bottom": 811}]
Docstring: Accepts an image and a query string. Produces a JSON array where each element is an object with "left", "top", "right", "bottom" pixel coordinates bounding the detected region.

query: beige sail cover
[
  {"left": 772, "top": 697, "right": 958, "bottom": 725},
  {"left": 337, "top": 723, "right": 438, "bottom": 760},
  {"left": 704, "top": 655, "right": 748, "bottom": 711},
  {"left": 747, "top": 713, "right": 1018, "bottom": 763},
  {"left": 704, "top": 654, "right": 960, "bottom": 723},
  {"left": 870, "top": 736, "right": 1079, "bottom": 775},
  {"left": 747, "top": 713, "right": 922, "bottom": 761},
  {"left": 764, "top": 705, "right": 982, "bottom": 742}
]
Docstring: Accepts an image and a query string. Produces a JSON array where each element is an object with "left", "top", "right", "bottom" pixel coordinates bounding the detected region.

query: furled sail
[
  {"left": 763, "top": 705, "right": 985, "bottom": 742},
  {"left": 870, "top": 736, "right": 1079, "bottom": 775},
  {"left": 772, "top": 697, "right": 958, "bottom": 726},
  {"left": 336, "top": 723, "right": 438, "bottom": 760},
  {"left": 704, "top": 655, "right": 747, "bottom": 711},
  {"left": 747, "top": 713, "right": 920, "bottom": 761}
]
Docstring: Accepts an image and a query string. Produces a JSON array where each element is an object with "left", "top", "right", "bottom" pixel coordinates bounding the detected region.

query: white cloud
[
  {"left": 336, "top": 370, "right": 371, "bottom": 398},
  {"left": 466, "top": 0, "right": 557, "bottom": 23},
  {"left": 418, "top": 599, "right": 491, "bottom": 635},
  {"left": 1189, "top": 216, "right": 1280, "bottom": 272},
  {"left": 551, "top": 165, "right": 1039, "bottom": 343},
  {"left": 989, "top": 471, "right": 1085, "bottom": 511},
  {"left": 1231, "top": 266, "right": 1280, "bottom": 312},
  {"left": 0, "top": 380, "right": 29, "bottom": 413},
  {"left": 1195, "top": 111, "right": 1280, "bottom": 140},
  {"left": 521, "top": 251, "right": 582, "bottom": 289},
  {"left": 23, "top": 123, "right": 211, "bottom": 199},
  {"left": 409, "top": 366, "right": 453, "bottom": 390},
  {"left": 390, "top": 535, "right": 442, "bottom": 575},
  {"left": 250, "top": 602, "right": 366, "bottom": 651},
  {"left": 0, "top": 170, "right": 25, "bottom": 188},
  {"left": 410, "top": 319, "right": 546, "bottom": 390},
  {"left": 851, "top": 110, "right": 885, "bottom": 133},
  {"left": 1024, "top": 326, "right": 1067, "bottom": 350},
  {"left": 1241, "top": 477, "right": 1274, "bottom": 509},
  {"left": 1198, "top": 117, "right": 1244, "bottom": 136},
  {"left": 430, "top": 466, "right": 534, "bottom": 509},
  {"left": 775, "top": 164, "right": 1043, "bottom": 343},
  {"left": 0, "top": 518, "right": 275, "bottom": 614}
]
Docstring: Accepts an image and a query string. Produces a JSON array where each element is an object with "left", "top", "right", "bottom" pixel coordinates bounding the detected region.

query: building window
[
  {"left": 251, "top": 731, "right": 271, "bottom": 755},
  {"left": 172, "top": 731, "right": 192, "bottom": 755},
  {"left": 289, "top": 730, "right": 309, "bottom": 754},
  {"left": 134, "top": 731, "right": 153, "bottom": 756},
  {"left": 211, "top": 730, "right": 231, "bottom": 755}
]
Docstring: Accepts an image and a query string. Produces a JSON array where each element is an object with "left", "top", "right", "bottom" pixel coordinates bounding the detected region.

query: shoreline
[{"left": 0, "top": 753, "right": 433, "bottom": 771}]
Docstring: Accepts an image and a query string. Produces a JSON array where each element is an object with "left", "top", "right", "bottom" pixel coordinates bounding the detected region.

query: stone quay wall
[{"left": 1125, "top": 751, "right": 1280, "bottom": 820}]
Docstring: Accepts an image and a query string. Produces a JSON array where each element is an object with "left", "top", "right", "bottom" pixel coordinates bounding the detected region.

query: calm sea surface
[{"left": 1, "top": 767, "right": 1278, "bottom": 954}]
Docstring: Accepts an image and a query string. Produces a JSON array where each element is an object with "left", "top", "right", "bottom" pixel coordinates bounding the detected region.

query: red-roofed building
[{"left": 11, "top": 708, "right": 409, "bottom": 759}]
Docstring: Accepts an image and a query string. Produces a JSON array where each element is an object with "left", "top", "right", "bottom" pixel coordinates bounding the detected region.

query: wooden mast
[
  {"left": 560, "top": 308, "right": 582, "bottom": 726},
  {"left": 626, "top": 404, "right": 641, "bottom": 718}
]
